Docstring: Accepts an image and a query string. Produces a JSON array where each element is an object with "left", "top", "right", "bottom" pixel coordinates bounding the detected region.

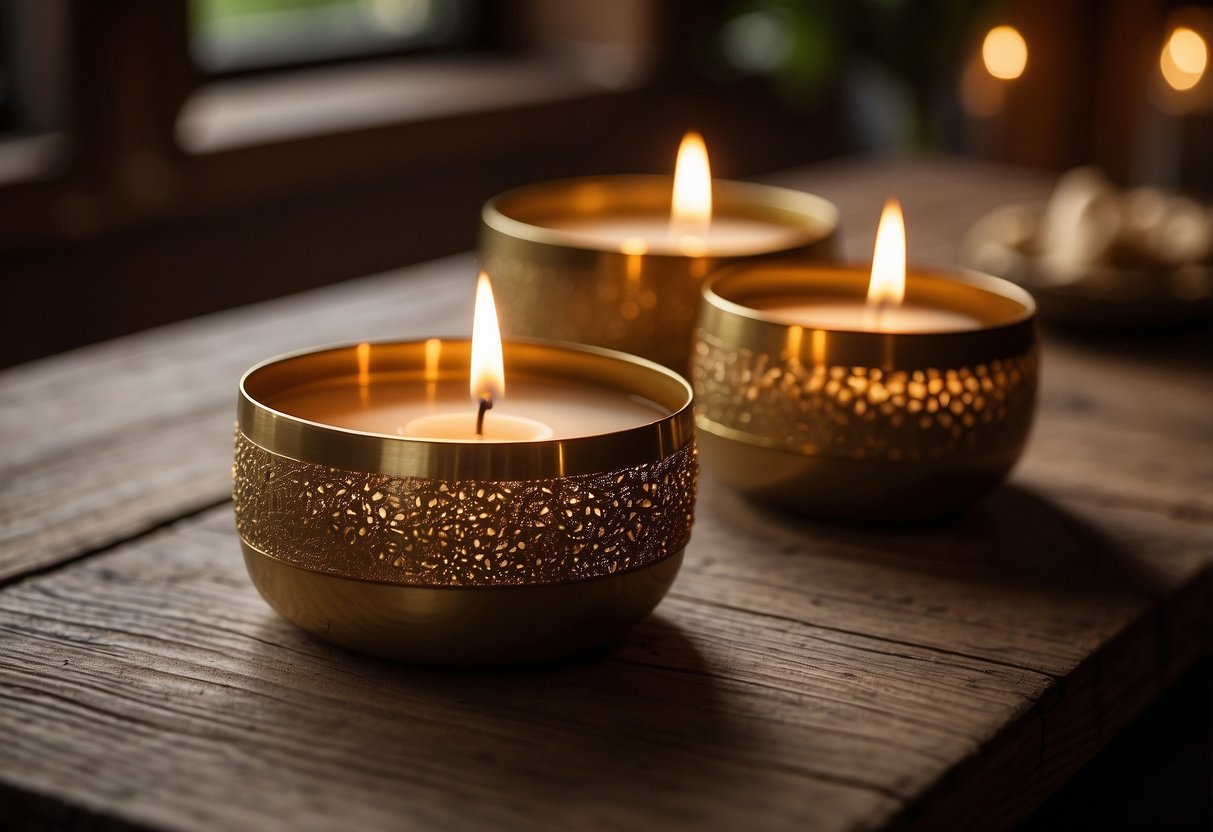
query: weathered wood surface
[
  {"left": 0, "top": 256, "right": 474, "bottom": 582},
  {"left": 0, "top": 157, "right": 1210, "bottom": 831},
  {"left": 0, "top": 480, "right": 1206, "bottom": 831}
]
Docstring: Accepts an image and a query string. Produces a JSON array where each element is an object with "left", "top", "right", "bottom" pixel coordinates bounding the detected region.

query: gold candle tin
[
  {"left": 692, "top": 263, "right": 1038, "bottom": 522},
  {"left": 234, "top": 339, "right": 696, "bottom": 666},
  {"left": 480, "top": 175, "right": 839, "bottom": 373}
]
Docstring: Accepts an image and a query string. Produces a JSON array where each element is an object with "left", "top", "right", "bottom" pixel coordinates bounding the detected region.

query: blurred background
[{"left": 1, "top": 0, "right": 1211, "bottom": 368}]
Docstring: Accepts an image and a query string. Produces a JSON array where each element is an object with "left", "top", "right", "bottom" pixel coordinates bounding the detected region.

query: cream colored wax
[
  {"left": 757, "top": 301, "right": 980, "bottom": 333},
  {"left": 269, "top": 378, "right": 669, "bottom": 441},
  {"left": 544, "top": 214, "right": 807, "bottom": 256}
]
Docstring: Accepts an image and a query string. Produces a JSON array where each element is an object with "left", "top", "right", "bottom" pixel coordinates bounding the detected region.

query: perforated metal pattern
[
  {"left": 692, "top": 333, "right": 1037, "bottom": 461},
  {"left": 233, "top": 431, "right": 696, "bottom": 587}
]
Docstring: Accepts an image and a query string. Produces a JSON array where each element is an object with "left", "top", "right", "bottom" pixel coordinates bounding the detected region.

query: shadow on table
[
  {"left": 712, "top": 477, "right": 1172, "bottom": 598},
  {"left": 1016, "top": 658, "right": 1213, "bottom": 832},
  {"left": 243, "top": 610, "right": 740, "bottom": 820},
  {"left": 940, "top": 484, "right": 1171, "bottom": 595}
]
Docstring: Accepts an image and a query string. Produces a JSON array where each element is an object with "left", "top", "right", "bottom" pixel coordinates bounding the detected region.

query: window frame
[{"left": 0, "top": 0, "right": 850, "bottom": 368}]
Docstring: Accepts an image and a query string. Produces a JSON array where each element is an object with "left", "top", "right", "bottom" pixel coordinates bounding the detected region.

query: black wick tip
[{"left": 475, "top": 395, "right": 493, "bottom": 436}]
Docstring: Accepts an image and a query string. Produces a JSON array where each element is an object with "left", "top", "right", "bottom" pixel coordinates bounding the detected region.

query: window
[
  {"left": 191, "top": 0, "right": 481, "bottom": 74},
  {"left": 1, "top": 0, "right": 846, "bottom": 370},
  {"left": 0, "top": 0, "right": 67, "bottom": 140}
]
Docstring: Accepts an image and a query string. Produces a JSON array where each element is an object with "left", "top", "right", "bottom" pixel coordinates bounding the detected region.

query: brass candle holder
[
  {"left": 480, "top": 175, "right": 838, "bottom": 372},
  {"left": 234, "top": 339, "right": 696, "bottom": 665},
  {"left": 692, "top": 263, "right": 1038, "bottom": 522}
]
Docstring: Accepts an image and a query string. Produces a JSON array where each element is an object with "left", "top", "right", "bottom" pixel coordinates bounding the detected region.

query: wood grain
[
  {"left": 1, "top": 157, "right": 1211, "bottom": 832},
  {"left": 0, "top": 477, "right": 1206, "bottom": 831},
  {"left": 0, "top": 255, "right": 474, "bottom": 582}
]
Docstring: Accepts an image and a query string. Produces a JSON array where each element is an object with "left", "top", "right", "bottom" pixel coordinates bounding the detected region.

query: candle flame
[
  {"left": 864, "top": 198, "right": 906, "bottom": 328},
  {"left": 470, "top": 272, "right": 505, "bottom": 404},
  {"left": 671, "top": 131, "right": 712, "bottom": 229}
]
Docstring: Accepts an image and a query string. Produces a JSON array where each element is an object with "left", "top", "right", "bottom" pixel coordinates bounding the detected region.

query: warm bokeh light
[
  {"left": 470, "top": 272, "right": 505, "bottom": 403},
  {"left": 671, "top": 131, "right": 712, "bottom": 228},
  {"left": 1160, "top": 26, "right": 1208, "bottom": 91},
  {"left": 982, "top": 25, "right": 1028, "bottom": 80},
  {"left": 866, "top": 198, "right": 907, "bottom": 317},
  {"left": 1170, "top": 26, "right": 1208, "bottom": 73}
]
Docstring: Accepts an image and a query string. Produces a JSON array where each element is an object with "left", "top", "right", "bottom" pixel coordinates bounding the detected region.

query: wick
[
  {"left": 864, "top": 299, "right": 888, "bottom": 331},
  {"left": 475, "top": 394, "right": 493, "bottom": 436}
]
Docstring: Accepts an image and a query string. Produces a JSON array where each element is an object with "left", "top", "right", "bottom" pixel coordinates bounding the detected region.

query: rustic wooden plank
[
  {"left": 904, "top": 573, "right": 1211, "bottom": 831},
  {"left": 684, "top": 476, "right": 1212, "bottom": 678},
  {"left": 0, "top": 483, "right": 1206, "bottom": 832},
  {"left": 1, "top": 157, "right": 1210, "bottom": 832},
  {"left": 0, "top": 504, "right": 1039, "bottom": 832},
  {"left": 680, "top": 473, "right": 1211, "bottom": 830},
  {"left": 1024, "top": 337, "right": 1213, "bottom": 519},
  {"left": 0, "top": 504, "right": 946, "bottom": 829},
  {"left": 0, "top": 255, "right": 475, "bottom": 582}
]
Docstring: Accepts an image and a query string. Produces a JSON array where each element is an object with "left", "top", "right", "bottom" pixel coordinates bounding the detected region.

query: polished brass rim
[
  {"left": 700, "top": 262, "right": 1037, "bottom": 368},
  {"left": 239, "top": 338, "right": 694, "bottom": 479},
  {"left": 481, "top": 174, "right": 839, "bottom": 258}
]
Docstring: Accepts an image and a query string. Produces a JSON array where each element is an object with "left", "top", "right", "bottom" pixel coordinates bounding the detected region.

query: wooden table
[{"left": 2, "top": 157, "right": 1210, "bottom": 831}]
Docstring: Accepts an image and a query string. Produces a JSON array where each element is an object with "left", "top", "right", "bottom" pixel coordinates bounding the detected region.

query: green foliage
[
  {"left": 194, "top": 0, "right": 364, "bottom": 28},
  {"left": 716, "top": 0, "right": 996, "bottom": 146}
]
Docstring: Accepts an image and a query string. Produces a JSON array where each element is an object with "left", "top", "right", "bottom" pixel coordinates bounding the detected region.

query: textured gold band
[
  {"left": 693, "top": 334, "right": 1038, "bottom": 463},
  {"left": 234, "top": 430, "right": 697, "bottom": 588}
]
